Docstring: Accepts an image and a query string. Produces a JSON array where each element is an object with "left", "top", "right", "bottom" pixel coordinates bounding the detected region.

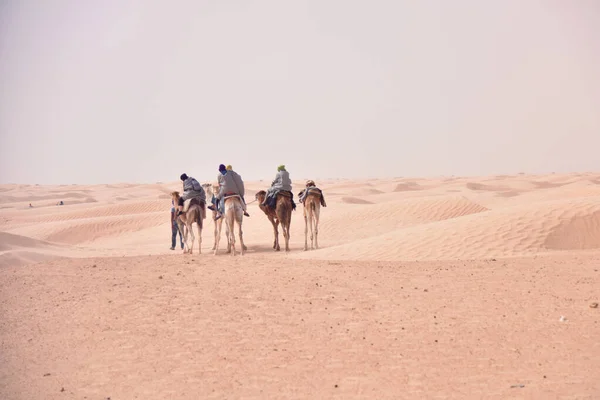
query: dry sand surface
[{"left": 1, "top": 173, "right": 599, "bottom": 399}]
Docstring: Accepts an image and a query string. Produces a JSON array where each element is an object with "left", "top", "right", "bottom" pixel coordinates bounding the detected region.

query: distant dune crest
[{"left": 2, "top": 172, "right": 600, "bottom": 265}]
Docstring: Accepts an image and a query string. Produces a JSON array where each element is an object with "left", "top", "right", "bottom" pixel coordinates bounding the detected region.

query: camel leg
[
  {"left": 284, "top": 225, "right": 291, "bottom": 252},
  {"left": 226, "top": 220, "right": 232, "bottom": 254},
  {"left": 197, "top": 209, "right": 203, "bottom": 255},
  {"left": 241, "top": 216, "right": 247, "bottom": 252},
  {"left": 212, "top": 213, "right": 218, "bottom": 250},
  {"left": 180, "top": 220, "right": 191, "bottom": 254},
  {"left": 214, "top": 217, "right": 222, "bottom": 256},
  {"left": 308, "top": 209, "right": 314, "bottom": 250},
  {"left": 314, "top": 206, "right": 320, "bottom": 249},
  {"left": 186, "top": 224, "right": 192, "bottom": 254},
  {"left": 238, "top": 213, "right": 245, "bottom": 256},
  {"left": 303, "top": 211, "right": 309, "bottom": 251},
  {"left": 268, "top": 216, "right": 279, "bottom": 251},
  {"left": 213, "top": 217, "right": 230, "bottom": 253},
  {"left": 197, "top": 222, "right": 202, "bottom": 254},
  {"left": 283, "top": 222, "right": 290, "bottom": 252},
  {"left": 177, "top": 220, "right": 185, "bottom": 252},
  {"left": 228, "top": 211, "right": 236, "bottom": 256},
  {"left": 188, "top": 222, "right": 195, "bottom": 254},
  {"left": 288, "top": 213, "right": 292, "bottom": 252}
]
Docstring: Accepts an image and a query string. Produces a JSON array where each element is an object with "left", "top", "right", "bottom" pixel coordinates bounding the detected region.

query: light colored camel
[
  {"left": 302, "top": 187, "right": 323, "bottom": 250},
  {"left": 202, "top": 183, "right": 231, "bottom": 252},
  {"left": 171, "top": 191, "right": 205, "bottom": 254},
  {"left": 255, "top": 190, "right": 293, "bottom": 252},
  {"left": 214, "top": 194, "right": 246, "bottom": 256}
]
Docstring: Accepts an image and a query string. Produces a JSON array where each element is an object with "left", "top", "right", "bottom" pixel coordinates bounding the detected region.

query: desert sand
[{"left": 1, "top": 172, "right": 599, "bottom": 399}]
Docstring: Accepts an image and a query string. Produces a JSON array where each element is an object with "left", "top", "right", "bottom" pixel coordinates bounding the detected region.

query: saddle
[
  {"left": 268, "top": 190, "right": 295, "bottom": 210},
  {"left": 277, "top": 190, "right": 293, "bottom": 198},
  {"left": 299, "top": 187, "right": 326, "bottom": 207},
  {"left": 223, "top": 193, "right": 242, "bottom": 201},
  {"left": 306, "top": 187, "right": 322, "bottom": 197},
  {"left": 183, "top": 197, "right": 206, "bottom": 213}
]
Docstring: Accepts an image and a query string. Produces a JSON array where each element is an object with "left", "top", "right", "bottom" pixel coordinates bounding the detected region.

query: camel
[
  {"left": 202, "top": 183, "right": 231, "bottom": 252},
  {"left": 171, "top": 191, "right": 206, "bottom": 254},
  {"left": 255, "top": 189, "right": 293, "bottom": 252},
  {"left": 214, "top": 194, "right": 246, "bottom": 256},
  {"left": 300, "top": 182, "right": 325, "bottom": 250}
]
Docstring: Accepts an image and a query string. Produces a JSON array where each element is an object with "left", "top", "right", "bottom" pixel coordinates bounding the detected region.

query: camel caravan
[{"left": 171, "top": 164, "right": 327, "bottom": 256}]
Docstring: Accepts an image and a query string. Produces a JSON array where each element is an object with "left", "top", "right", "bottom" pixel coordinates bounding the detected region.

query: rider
[
  {"left": 261, "top": 164, "right": 295, "bottom": 210},
  {"left": 298, "top": 180, "right": 327, "bottom": 207},
  {"left": 210, "top": 164, "right": 249, "bottom": 220},
  {"left": 225, "top": 165, "right": 250, "bottom": 217},
  {"left": 177, "top": 173, "right": 206, "bottom": 216}
]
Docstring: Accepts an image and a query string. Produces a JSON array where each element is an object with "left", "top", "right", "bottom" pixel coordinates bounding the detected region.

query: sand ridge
[{"left": 2, "top": 172, "right": 600, "bottom": 264}]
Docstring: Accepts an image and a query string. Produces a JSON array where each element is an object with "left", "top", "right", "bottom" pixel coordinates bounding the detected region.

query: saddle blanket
[
  {"left": 223, "top": 194, "right": 242, "bottom": 201},
  {"left": 183, "top": 197, "right": 205, "bottom": 213},
  {"left": 265, "top": 190, "right": 295, "bottom": 210}
]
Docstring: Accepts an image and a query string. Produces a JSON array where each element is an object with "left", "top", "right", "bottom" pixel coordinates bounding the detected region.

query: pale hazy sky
[{"left": 1, "top": 0, "right": 599, "bottom": 184}]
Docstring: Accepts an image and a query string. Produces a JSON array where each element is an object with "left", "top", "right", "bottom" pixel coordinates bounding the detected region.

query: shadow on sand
[{"left": 211, "top": 243, "right": 320, "bottom": 255}]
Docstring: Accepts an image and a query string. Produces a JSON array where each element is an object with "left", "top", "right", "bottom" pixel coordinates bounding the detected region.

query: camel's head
[
  {"left": 170, "top": 191, "right": 180, "bottom": 202},
  {"left": 255, "top": 190, "right": 267, "bottom": 201},
  {"left": 201, "top": 183, "right": 212, "bottom": 195}
]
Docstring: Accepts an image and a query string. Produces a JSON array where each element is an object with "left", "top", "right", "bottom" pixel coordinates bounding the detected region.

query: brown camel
[
  {"left": 300, "top": 182, "right": 325, "bottom": 250},
  {"left": 255, "top": 190, "right": 293, "bottom": 252},
  {"left": 171, "top": 191, "right": 205, "bottom": 254},
  {"left": 214, "top": 194, "right": 246, "bottom": 256}
]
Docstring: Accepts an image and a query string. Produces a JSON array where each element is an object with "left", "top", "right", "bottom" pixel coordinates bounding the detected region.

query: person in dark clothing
[
  {"left": 176, "top": 173, "right": 206, "bottom": 216},
  {"left": 170, "top": 200, "right": 184, "bottom": 250}
]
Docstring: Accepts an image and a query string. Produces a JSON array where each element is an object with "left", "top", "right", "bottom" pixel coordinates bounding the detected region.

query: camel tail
[
  {"left": 197, "top": 208, "right": 203, "bottom": 230},
  {"left": 276, "top": 199, "right": 292, "bottom": 227}
]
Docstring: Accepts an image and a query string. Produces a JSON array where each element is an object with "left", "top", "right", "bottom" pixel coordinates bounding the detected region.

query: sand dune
[
  {"left": 340, "top": 196, "right": 374, "bottom": 205},
  {"left": 393, "top": 182, "right": 424, "bottom": 191},
  {"left": 0, "top": 231, "right": 58, "bottom": 251},
  {"left": 1, "top": 172, "right": 599, "bottom": 399},
  {"left": 544, "top": 209, "right": 600, "bottom": 250},
  {"left": 466, "top": 182, "right": 510, "bottom": 192},
  {"left": 495, "top": 190, "right": 521, "bottom": 197},
  {"left": 42, "top": 213, "right": 166, "bottom": 245},
  {"left": 2, "top": 172, "right": 600, "bottom": 261},
  {"left": 295, "top": 195, "right": 600, "bottom": 261},
  {"left": 0, "top": 232, "right": 66, "bottom": 268},
  {"left": 0, "top": 249, "right": 66, "bottom": 268},
  {"left": 391, "top": 195, "right": 489, "bottom": 221},
  {"left": 348, "top": 187, "right": 384, "bottom": 196},
  {"left": 530, "top": 180, "right": 568, "bottom": 189},
  {"left": 0, "top": 192, "right": 90, "bottom": 204},
  {"left": 308, "top": 195, "right": 488, "bottom": 247}
]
